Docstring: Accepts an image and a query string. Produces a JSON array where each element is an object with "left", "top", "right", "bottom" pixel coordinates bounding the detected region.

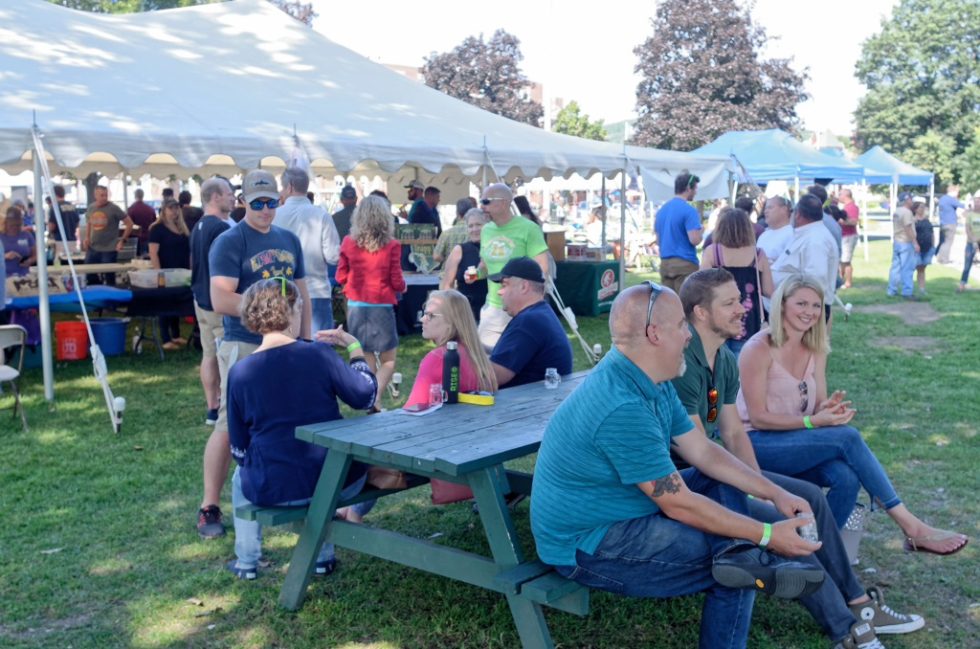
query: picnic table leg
[
  {"left": 469, "top": 465, "right": 554, "bottom": 649},
  {"left": 278, "top": 450, "right": 351, "bottom": 611}
]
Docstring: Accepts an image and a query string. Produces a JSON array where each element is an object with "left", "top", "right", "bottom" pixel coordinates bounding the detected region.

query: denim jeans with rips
[{"left": 748, "top": 425, "right": 901, "bottom": 528}]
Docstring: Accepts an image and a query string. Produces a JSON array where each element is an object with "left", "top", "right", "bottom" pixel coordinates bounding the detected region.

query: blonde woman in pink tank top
[{"left": 735, "top": 275, "right": 967, "bottom": 556}]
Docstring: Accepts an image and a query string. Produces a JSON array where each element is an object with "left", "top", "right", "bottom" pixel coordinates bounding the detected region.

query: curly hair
[
  {"left": 350, "top": 194, "right": 395, "bottom": 252},
  {"left": 240, "top": 278, "right": 300, "bottom": 335}
]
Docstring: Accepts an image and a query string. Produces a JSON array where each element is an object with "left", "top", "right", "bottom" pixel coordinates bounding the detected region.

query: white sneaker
[{"left": 832, "top": 621, "right": 886, "bottom": 649}]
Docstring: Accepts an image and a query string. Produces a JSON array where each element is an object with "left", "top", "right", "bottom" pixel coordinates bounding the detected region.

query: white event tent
[{"left": 0, "top": 0, "right": 734, "bottom": 405}]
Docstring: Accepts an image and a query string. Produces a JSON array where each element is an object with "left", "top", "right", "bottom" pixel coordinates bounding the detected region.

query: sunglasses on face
[
  {"left": 249, "top": 198, "right": 279, "bottom": 210},
  {"left": 480, "top": 197, "right": 507, "bottom": 205},
  {"left": 706, "top": 386, "right": 719, "bottom": 423},
  {"left": 643, "top": 280, "right": 665, "bottom": 329},
  {"left": 420, "top": 310, "right": 443, "bottom": 321}
]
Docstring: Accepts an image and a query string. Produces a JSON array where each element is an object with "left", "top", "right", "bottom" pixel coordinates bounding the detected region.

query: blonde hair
[
  {"left": 426, "top": 290, "right": 498, "bottom": 393},
  {"left": 768, "top": 275, "right": 830, "bottom": 354},
  {"left": 151, "top": 199, "right": 190, "bottom": 237},
  {"left": 241, "top": 278, "right": 300, "bottom": 334},
  {"left": 350, "top": 194, "right": 395, "bottom": 252}
]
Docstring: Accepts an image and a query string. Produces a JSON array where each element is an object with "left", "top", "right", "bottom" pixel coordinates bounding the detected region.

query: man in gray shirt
[{"left": 83, "top": 185, "right": 133, "bottom": 285}]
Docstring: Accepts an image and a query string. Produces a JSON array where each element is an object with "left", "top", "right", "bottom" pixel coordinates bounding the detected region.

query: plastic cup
[{"left": 429, "top": 383, "right": 444, "bottom": 407}]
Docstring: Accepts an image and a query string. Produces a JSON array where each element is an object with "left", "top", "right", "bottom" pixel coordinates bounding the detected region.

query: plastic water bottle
[
  {"left": 443, "top": 341, "right": 460, "bottom": 404},
  {"left": 593, "top": 343, "right": 602, "bottom": 357},
  {"left": 796, "top": 512, "right": 819, "bottom": 543}
]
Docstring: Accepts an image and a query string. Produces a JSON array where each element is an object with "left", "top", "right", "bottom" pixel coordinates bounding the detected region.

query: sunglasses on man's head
[
  {"left": 249, "top": 198, "right": 279, "bottom": 210},
  {"left": 643, "top": 280, "right": 664, "bottom": 330},
  {"left": 688, "top": 174, "right": 701, "bottom": 189},
  {"left": 706, "top": 386, "right": 719, "bottom": 423}
]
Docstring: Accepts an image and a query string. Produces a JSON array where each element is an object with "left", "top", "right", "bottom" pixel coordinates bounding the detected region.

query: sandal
[{"left": 904, "top": 529, "right": 969, "bottom": 556}]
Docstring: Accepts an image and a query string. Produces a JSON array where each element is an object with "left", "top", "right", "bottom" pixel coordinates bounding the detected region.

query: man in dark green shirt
[{"left": 672, "top": 269, "right": 924, "bottom": 648}]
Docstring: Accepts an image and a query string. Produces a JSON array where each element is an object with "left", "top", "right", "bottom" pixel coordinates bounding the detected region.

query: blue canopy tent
[
  {"left": 848, "top": 146, "right": 935, "bottom": 249},
  {"left": 692, "top": 129, "right": 866, "bottom": 195}
]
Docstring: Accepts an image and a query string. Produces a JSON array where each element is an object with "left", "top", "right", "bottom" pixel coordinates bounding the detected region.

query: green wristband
[
  {"left": 759, "top": 522, "right": 772, "bottom": 548},
  {"left": 803, "top": 415, "right": 814, "bottom": 429},
  {"left": 346, "top": 341, "right": 362, "bottom": 354}
]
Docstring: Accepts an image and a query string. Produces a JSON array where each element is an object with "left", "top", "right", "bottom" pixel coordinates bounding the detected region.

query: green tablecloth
[{"left": 553, "top": 261, "right": 620, "bottom": 316}]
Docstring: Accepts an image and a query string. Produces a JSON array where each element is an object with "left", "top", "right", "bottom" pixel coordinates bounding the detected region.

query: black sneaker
[
  {"left": 205, "top": 409, "right": 218, "bottom": 425},
  {"left": 314, "top": 558, "right": 337, "bottom": 577},
  {"left": 711, "top": 543, "right": 825, "bottom": 599},
  {"left": 226, "top": 559, "right": 257, "bottom": 581},
  {"left": 197, "top": 505, "right": 226, "bottom": 539}
]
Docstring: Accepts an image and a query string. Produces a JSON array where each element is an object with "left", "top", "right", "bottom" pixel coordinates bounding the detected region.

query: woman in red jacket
[{"left": 336, "top": 195, "right": 407, "bottom": 411}]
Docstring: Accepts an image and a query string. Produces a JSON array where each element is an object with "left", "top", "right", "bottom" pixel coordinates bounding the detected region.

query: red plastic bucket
[{"left": 56, "top": 321, "right": 89, "bottom": 361}]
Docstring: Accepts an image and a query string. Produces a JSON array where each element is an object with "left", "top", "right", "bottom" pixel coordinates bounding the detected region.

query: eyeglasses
[
  {"left": 480, "top": 197, "right": 507, "bottom": 205},
  {"left": 799, "top": 380, "right": 809, "bottom": 413},
  {"left": 688, "top": 174, "right": 701, "bottom": 189},
  {"left": 248, "top": 198, "right": 279, "bottom": 210},
  {"left": 419, "top": 310, "right": 443, "bottom": 321},
  {"left": 643, "top": 280, "right": 664, "bottom": 329},
  {"left": 706, "top": 386, "right": 719, "bottom": 423}
]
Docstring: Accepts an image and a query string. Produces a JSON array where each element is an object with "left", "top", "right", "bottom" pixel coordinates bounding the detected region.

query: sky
[{"left": 309, "top": 0, "right": 898, "bottom": 137}]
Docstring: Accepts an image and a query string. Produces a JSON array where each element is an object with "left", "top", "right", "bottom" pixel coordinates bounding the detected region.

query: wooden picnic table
[{"left": 280, "top": 371, "right": 590, "bottom": 648}]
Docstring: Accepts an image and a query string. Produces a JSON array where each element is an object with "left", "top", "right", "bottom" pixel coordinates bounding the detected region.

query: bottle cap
[{"left": 446, "top": 341, "right": 458, "bottom": 350}]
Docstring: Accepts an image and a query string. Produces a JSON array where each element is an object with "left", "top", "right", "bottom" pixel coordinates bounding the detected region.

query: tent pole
[
  {"left": 33, "top": 139, "right": 54, "bottom": 402},
  {"left": 928, "top": 180, "right": 934, "bottom": 219},
  {"left": 619, "top": 166, "right": 627, "bottom": 286},
  {"left": 861, "top": 181, "right": 870, "bottom": 262},
  {"left": 600, "top": 176, "right": 607, "bottom": 252},
  {"left": 889, "top": 182, "right": 895, "bottom": 245}
]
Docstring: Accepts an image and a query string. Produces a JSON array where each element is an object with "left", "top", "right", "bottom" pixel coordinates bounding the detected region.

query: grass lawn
[{"left": 0, "top": 238, "right": 976, "bottom": 648}]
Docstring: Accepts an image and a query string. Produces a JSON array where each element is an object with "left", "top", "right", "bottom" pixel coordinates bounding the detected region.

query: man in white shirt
[
  {"left": 757, "top": 196, "right": 794, "bottom": 312},
  {"left": 771, "top": 194, "right": 840, "bottom": 321},
  {"left": 274, "top": 167, "right": 340, "bottom": 331}
]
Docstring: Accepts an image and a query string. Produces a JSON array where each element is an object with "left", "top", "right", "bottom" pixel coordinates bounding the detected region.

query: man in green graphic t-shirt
[{"left": 472, "top": 183, "right": 548, "bottom": 350}]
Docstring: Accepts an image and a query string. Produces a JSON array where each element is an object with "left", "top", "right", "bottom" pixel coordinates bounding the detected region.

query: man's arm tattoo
[{"left": 651, "top": 473, "right": 681, "bottom": 497}]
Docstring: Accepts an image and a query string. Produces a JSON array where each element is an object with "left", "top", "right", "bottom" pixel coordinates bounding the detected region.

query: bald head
[
  {"left": 609, "top": 283, "right": 680, "bottom": 344},
  {"left": 483, "top": 183, "right": 513, "bottom": 201}
]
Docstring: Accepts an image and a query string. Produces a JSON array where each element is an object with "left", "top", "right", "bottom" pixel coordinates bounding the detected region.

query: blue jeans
[
  {"left": 753, "top": 472, "right": 863, "bottom": 643},
  {"left": 310, "top": 297, "right": 334, "bottom": 333},
  {"left": 555, "top": 469, "right": 754, "bottom": 649},
  {"left": 961, "top": 242, "right": 977, "bottom": 284},
  {"left": 887, "top": 241, "right": 915, "bottom": 296},
  {"left": 84, "top": 249, "right": 119, "bottom": 286},
  {"left": 231, "top": 466, "right": 367, "bottom": 570},
  {"left": 748, "top": 426, "right": 901, "bottom": 528}
]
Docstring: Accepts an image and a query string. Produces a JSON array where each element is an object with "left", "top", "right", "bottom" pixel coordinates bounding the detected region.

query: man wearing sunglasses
[
  {"left": 672, "top": 269, "right": 922, "bottom": 649},
  {"left": 654, "top": 171, "right": 703, "bottom": 293},
  {"left": 194, "top": 169, "right": 312, "bottom": 540},
  {"left": 472, "top": 183, "right": 549, "bottom": 349},
  {"left": 532, "top": 282, "right": 826, "bottom": 649}
]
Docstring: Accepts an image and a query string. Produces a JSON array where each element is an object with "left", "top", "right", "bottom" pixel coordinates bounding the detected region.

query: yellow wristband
[
  {"left": 346, "top": 341, "right": 362, "bottom": 354},
  {"left": 803, "top": 415, "right": 814, "bottom": 429},
  {"left": 759, "top": 522, "right": 772, "bottom": 548}
]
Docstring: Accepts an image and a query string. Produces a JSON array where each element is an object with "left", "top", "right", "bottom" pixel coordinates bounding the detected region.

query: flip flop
[{"left": 904, "top": 530, "right": 969, "bottom": 556}]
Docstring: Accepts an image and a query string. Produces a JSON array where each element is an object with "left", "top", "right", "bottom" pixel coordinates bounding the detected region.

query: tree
[
  {"left": 47, "top": 0, "right": 316, "bottom": 26},
  {"left": 552, "top": 101, "right": 607, "bottom": 141},
  {"left": 854, "top": 0, "right": 980, "bottom": 186},
  {"left": 422, "top": 30, "right": 543, "bottom": 127},
  {"left": 631, "top": 0, "right": 808, "bottom": 151},
  {"left": 955, "top": 128, "right": 980, "bottom": 193}
]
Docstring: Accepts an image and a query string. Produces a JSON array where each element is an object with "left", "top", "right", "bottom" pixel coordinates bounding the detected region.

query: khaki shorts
[
  {"left": 840, "top": 235, "right": 859, "bottom": 264},
  {"left": 215, "top": 339, "right": 259, "bottom": 432},
  {"left": 659, "top": 257, "right": 699, "bottom": 293},
  {"left": 477, "top": 303, "right": 512, "bottom": 352},
  {"left": 194, "top": 301, "right": 225, "bottom": 358}
]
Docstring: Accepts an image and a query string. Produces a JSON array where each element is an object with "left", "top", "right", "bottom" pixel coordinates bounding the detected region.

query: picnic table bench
[{"left": 260, "top": 372, "right": 591, "bottom": 648}]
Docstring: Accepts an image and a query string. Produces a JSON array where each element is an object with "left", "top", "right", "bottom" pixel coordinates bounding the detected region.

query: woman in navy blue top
[{"left": 226, "top": 278, "right": 377, "bottom": 580}]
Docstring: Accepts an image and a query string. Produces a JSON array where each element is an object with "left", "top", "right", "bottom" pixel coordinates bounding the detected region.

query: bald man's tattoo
[{"left": 651, "top": 473, "right": 681, "bottom": 497}]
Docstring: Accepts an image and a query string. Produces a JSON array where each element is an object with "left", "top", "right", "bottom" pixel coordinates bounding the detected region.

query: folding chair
[{"left": 0, "top": 324, "right": 29, "bottom": 431}]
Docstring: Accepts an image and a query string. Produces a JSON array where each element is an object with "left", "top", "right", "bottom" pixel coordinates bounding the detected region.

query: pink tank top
[{"left": 737, "top": 346, "right": 816, "bottom": 430}]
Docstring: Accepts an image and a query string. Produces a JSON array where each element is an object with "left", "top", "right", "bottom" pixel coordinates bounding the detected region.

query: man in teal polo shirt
[
  {"left": 531, "top": 282, "right": 825, "bottom": 649},
  {"left": 673, "top": 268, "right": 924, "bottom": 648}
]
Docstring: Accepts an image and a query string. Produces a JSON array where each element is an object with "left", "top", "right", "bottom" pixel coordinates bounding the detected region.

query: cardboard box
[{"left": 545, "top": 229, "right": 566, "bottom": 261}]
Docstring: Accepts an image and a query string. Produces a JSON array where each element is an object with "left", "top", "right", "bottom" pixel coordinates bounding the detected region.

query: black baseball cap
[{"left": 488, "top": 257, "right": 544, "bottom": 283}]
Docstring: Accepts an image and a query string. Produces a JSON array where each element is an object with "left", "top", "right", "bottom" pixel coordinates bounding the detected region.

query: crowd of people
[{"left": 1, "top": 168, "right": 973, "bottom": 649}]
